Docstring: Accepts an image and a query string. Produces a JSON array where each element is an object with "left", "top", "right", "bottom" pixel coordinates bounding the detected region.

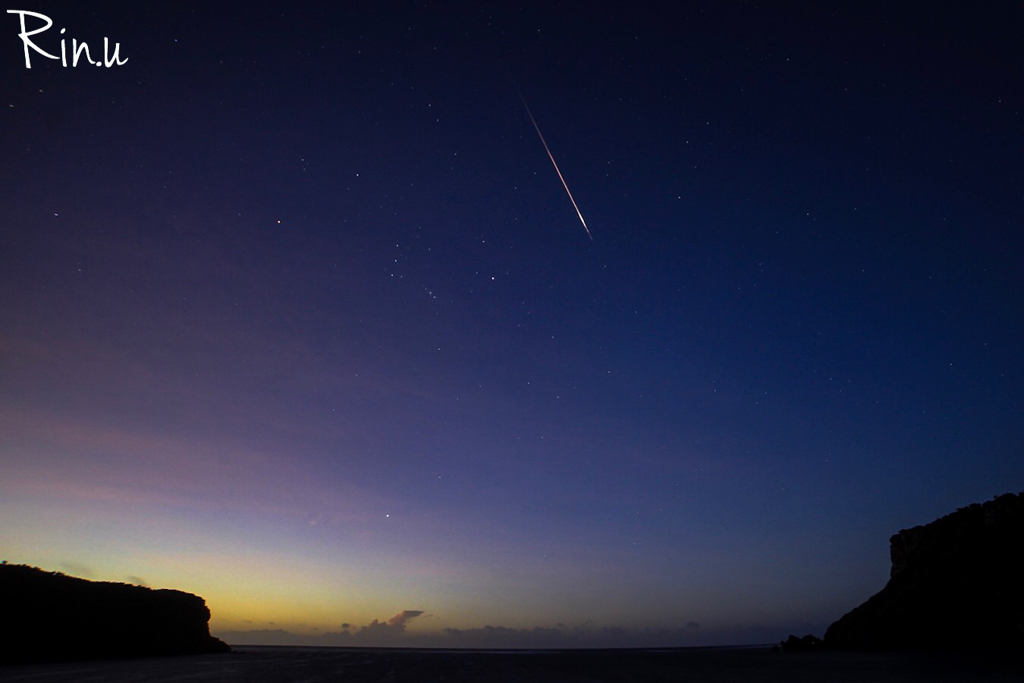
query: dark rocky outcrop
[
  {"left": 777, "top": 634, "right": 825, "bottom": 652},
  {"left": 0, "top": 563, "right": 230, "bottom": 664},
  {"left": 824, "top": 492, "right": 1024, "bottom": 651}
]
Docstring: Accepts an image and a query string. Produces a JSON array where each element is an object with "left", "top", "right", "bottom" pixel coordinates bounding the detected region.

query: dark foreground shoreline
[{"left": 1, "top": 646, "right": 1021, "bottom": 683}]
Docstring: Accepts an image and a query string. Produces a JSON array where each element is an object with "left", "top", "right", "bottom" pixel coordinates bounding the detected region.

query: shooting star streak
[{"left": 519, "top": 94, "right": 593, "bottom": 240}]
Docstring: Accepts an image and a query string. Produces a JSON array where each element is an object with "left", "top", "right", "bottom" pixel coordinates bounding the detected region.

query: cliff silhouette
[
  {"left": 0, "top": 563, "right": 230, "bottom": 664},
  {"left": 824, "top": 491, "right": 1024, "bottom": 650}
]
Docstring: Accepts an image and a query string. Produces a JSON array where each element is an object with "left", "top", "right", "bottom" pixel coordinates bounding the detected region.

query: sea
[{"left": 1, "top": 645, "right": 1021, "bottom": 682}]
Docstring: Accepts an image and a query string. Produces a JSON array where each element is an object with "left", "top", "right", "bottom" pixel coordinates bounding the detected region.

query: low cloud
[
  {"left": 439, "top": 624, "right": 702, "bottom": 649},
  {"left": 219, "top": 615, "right": 793, "bottom": 650},
  {"left": 387, "top": 610, "right": 424, "bottom": 631},
  {"left": 221, "top": 610, "right": 425, "bottom": 648},
  {"left": 218, "top": 629, "right": 304, "bottom": 646},
  {"left": 355, "top": 610, "right": 425, "bottom": 640}
]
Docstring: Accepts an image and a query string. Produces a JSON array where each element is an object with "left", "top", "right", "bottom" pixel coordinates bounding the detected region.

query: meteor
[{"left": 519, "top": 94, "right": 593, "bottom": 241}]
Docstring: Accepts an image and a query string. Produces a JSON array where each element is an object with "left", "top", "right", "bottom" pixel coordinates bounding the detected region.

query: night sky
[{"left": 2, "top": 2, "right": 1022, "bottom": 648}]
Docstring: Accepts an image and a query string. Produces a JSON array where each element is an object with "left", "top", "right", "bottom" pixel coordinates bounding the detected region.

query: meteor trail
[{"left": 519, "top": 94, "right": 593, "bottom": 240}]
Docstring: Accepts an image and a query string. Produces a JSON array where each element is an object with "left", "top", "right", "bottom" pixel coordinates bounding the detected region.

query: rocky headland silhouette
[
  {"left": 823, "top": 491, "right": 1023, "bottom": 650},
  {"left": 0, "top": 563, "right": 230, "bottom": 663},
  {"left": 782, "top": 491, "right": 1023, "bottom": 651}
]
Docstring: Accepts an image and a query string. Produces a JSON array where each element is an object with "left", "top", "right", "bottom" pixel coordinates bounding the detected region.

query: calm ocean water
[{"left": 1, "top": 646, "right": 1021, "bottom": 682}]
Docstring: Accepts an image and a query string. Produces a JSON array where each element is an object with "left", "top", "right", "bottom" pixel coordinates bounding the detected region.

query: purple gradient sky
[{"left": 2, "top": 2, "right": 1022, "bottom": 647}]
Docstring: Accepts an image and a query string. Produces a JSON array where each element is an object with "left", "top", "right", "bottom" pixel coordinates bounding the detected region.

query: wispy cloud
[{"left": 0, "top": 405, "right": 391, "bottom": 526}]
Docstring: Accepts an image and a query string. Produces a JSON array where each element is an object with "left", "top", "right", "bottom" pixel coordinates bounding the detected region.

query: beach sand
[{"left": 1, "top": 646, "right": 1021, "bottom": 682}]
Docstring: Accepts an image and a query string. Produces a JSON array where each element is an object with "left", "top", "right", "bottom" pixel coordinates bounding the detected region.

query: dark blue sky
[{"left": 2, "top": 2, "right": 1022, "bottom": 647}]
